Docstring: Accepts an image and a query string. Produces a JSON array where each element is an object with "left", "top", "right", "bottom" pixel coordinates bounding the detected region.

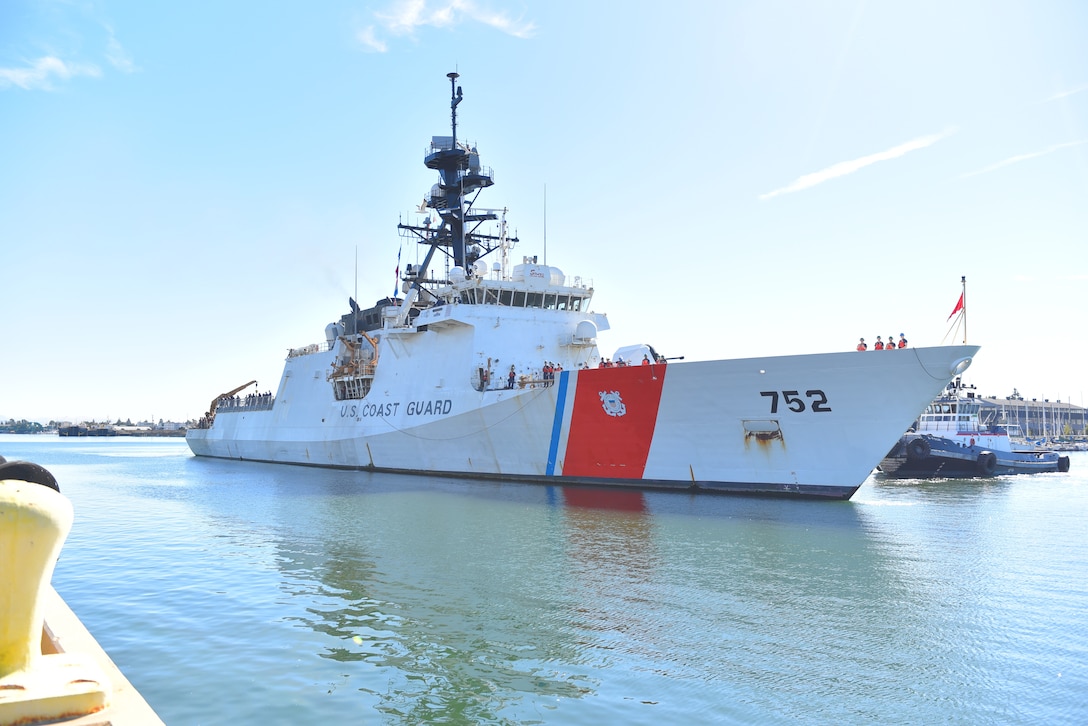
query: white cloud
[
  {"left": 104, "top": 26, "right": 138, "bottom": 73},
  {"left": 464, "top": 3, "right": 535, "bottom": 38},
  {"left": 1044, "top": 84, "right": 1088, "bottom": 103},
  {"left": 357, "top": 26, "right": 389, "bottom": 53},
  {"left": 0, "top": 56, "right": 101, "bottom": 90},
  {"left": 362, "top": 0, "right": 535, "bottom": 50},
  {"left": 1015, "top": 273, "right": 1088, "bottom": 283},
  {"left": 960, "top": 140, "right": 1086, "bottom": 179},
  {"left": 759, "top": 128, "right": 957, "bottom": 201}
]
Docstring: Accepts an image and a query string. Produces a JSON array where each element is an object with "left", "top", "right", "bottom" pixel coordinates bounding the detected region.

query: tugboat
[
  {"left": 878, "top": 379, "right": 1071, "bottom": 478},
  {"left": 187, "top": 72, "right": 982, "bottom": 500}
]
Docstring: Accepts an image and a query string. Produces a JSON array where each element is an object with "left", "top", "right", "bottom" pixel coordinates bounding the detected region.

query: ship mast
[
  {"left": 945, "top": 274, "right": 968, "bottom": 348},
  {"left": 422, "top": 72, "right": 483, "bottom": 272},
  {"left": 448, "top": 72, "right": 464, "bottom": 268},
  {"left": 397, "top": 73, "right": 507, "bottom": 293},
  {"left": 945, "top": 275, "right": 969, "bottom": 394},
  {"left": 960, "top": 275, "right": 967, "bottom": 345}
]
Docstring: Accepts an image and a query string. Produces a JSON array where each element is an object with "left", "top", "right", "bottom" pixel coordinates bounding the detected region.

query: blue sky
[{"left": 2, "top": 0, "right": 1086, "bottom": 425}]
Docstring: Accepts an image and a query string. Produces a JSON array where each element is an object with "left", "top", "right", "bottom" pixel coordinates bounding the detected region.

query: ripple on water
[{"left": 5, "top": 441, "right": 1086, "bottom": 724}]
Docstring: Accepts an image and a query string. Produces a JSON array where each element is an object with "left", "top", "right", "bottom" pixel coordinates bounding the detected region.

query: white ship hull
[{"left": 188, "top": 344, "right": 978, "bottom": 499}]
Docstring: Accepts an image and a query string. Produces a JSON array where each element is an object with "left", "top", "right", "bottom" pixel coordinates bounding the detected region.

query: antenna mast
[{"left": 448, "top": 72, "right": 464, "bottom": 269}]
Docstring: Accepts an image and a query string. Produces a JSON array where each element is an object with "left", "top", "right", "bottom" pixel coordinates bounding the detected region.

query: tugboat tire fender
[
  {"left": 975, "top": 451, "right": 997, "bottom": 476},
  {"left": 906, "top": 437, "right": 931, "bottom": 461},
  {"left": 0, "top": 456, "right": 60, "bottom": 492},
  {"left": 1058, "top": 456, "right": 1070, "bottom": 473}
]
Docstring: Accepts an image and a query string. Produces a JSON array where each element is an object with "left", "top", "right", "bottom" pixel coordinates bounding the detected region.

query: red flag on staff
[{"left": 947, "top": 292, "right": 964, "bottom": 321}]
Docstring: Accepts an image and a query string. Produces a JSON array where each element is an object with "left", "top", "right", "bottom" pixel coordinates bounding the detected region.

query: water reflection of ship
[
  {"left": 250, "top": 471, "right": 907, "bottom": 721},
  {"left": 259, "top": 481, "right": 660, "bottom": 718},
  {"left": 558, "top": 487, "right": 646, "bottom": 513},
  {"left": 265, "top": 475, "right": 598, "bottom": 721},
  {"left": 555, "top": 486, "right": 661, "bottom": 656},
  {"left": 555, "top": 487, "right": 656, "bottom": 585}
]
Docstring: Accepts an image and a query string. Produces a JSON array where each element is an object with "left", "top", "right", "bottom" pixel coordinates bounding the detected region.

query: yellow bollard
[{"left": 0, "top": 460, "right": 110, "bottom": 725}]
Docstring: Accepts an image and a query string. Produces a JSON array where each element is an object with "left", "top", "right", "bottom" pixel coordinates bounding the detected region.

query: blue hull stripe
[{"left": 546, "top": 371, "right": 570, "bottom": 476}]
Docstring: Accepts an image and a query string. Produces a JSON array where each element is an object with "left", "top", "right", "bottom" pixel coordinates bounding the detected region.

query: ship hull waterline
[{"left": 187, "top": 345, "right": 979, "bottom": 500}]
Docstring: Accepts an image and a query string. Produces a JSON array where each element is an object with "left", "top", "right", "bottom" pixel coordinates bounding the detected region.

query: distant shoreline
[
  {"left": 0, "top": 429, "right": 187, "bottom": 438},
  {"left": 58, "top": 429, "right": 187, "bottom": 438}
]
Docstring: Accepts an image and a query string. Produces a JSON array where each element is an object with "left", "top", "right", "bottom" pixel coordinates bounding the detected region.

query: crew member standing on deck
[
  {"left": 874, "top": 336, "right": 884, "bottom": 350},
  {"left": 857, "top": 338, "right": 867, "bottom": 351},
  {"left": 887, "top": 336, "right": 896, "bottom": 351},
  {"left": 899, "top": 333, "right": 908, "bottom": 348}
]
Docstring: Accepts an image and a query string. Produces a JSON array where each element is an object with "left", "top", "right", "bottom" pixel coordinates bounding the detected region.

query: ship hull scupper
[{"left": 188, "top": 345, "right": 980, "bottom": 499}]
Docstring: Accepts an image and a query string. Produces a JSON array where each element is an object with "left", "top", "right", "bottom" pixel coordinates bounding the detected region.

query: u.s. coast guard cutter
[{"left": 187, "top": 72, "right": 980, "bottom": 499}]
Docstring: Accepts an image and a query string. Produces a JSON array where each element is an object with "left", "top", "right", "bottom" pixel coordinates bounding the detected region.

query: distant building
[{"left": 960, "top": 389, "right": 1086, "bottom": 438}]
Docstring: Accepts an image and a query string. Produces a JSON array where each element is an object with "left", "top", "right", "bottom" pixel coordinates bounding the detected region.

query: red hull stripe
[{"left": 561, "top": 365, "right": 668, "bottom": 478}]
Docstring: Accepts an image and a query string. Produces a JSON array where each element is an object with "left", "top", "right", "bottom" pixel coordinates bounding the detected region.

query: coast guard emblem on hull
[{"left": 599, "top": 390, "right": 626, "bottom": 417}]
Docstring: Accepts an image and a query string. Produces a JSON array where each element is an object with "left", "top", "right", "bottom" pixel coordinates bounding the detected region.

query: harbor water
[{"left": 2, "top": 435, "right": 1086, "bottom": 725}]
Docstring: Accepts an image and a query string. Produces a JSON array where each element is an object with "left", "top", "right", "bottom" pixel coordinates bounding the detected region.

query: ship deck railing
[
  {"left": 287, "top": 341, "right": 335, "bottom": 358},
  {"left": 216, "top": 395, "right": 275, "bottom": 413}
]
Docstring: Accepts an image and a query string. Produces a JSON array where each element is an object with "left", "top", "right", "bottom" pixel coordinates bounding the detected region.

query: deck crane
[{"left": 201, "top": 380, "right": 257, "bottom": 425}]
